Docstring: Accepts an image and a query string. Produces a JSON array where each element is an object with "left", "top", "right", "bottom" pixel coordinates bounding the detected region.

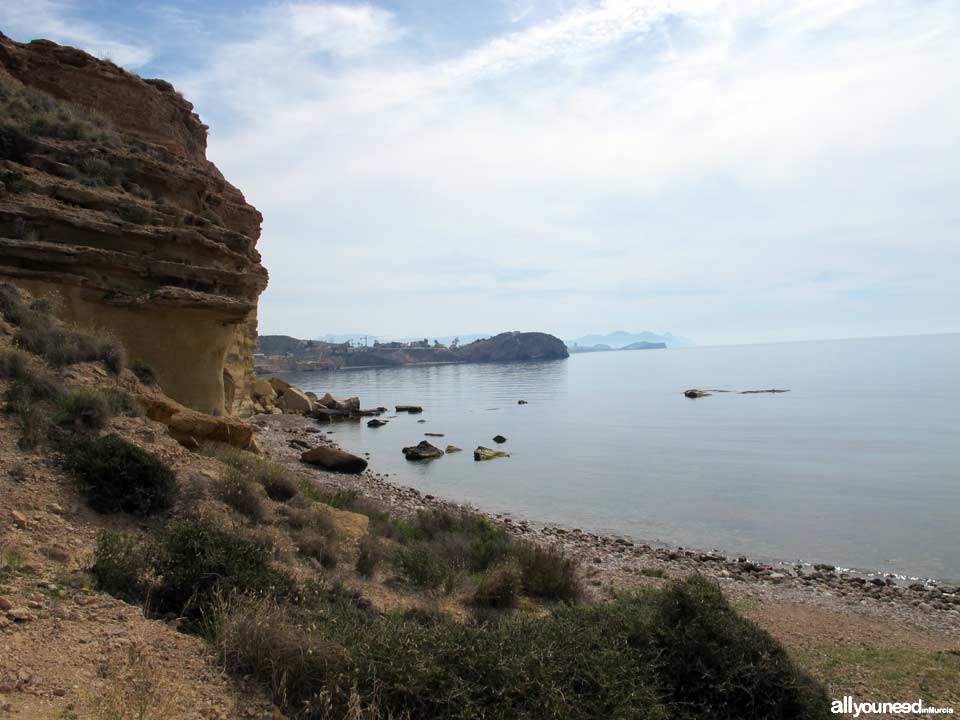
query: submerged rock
[
  {"left": 684, "top": 389, "right": 712, "bottom": 398},
  {"left": 402, "top": 440, "right": 444, "bottom": 460},
  {"left": 424, "top": 432, "right": 445, "bottom": 437},
  {"left": 367, "top": 418, "right": 388, "bottom": 428},
  {"left": 300, "top": 446, "right": 368, "bottom": 474},
  {"left": 740, "top": 388, "right": 790, "bottom": 394},
  {"left": 474, "top": 446, "right": 510, "bottom": 461},
  {"left": 493, "top": 434, "right": 507, "bottom": 444},
  {"left": 445, "top": 445, "right": 463, "bottom": 453},
  {"left": 396, "top": 405, "right": 423, "bottom": 413}
]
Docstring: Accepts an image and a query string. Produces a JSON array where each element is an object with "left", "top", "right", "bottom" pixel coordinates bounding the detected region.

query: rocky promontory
[{"left": 0, "top": 33, "right": 267, "bottom": 417}]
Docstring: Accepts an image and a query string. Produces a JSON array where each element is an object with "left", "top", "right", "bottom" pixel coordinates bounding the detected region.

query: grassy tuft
[{"left": 214, "top": 468, "right": 268, "bottom": 522}]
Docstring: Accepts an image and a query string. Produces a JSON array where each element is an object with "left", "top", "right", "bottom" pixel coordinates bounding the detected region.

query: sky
[{"left": 1, "top": 0, "right": 958, "bottom": 345}]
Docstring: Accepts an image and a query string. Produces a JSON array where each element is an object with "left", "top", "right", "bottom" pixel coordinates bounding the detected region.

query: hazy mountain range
[{"left": 567, "top": 331, "right": 693, "bottom": 349}]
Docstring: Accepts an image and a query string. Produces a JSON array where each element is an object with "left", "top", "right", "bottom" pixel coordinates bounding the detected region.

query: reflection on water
[{"left": 279, "top": 334, "right": 960, "bottom": 580}]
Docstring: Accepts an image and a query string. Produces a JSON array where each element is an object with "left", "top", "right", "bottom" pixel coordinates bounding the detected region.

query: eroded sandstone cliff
[{"left": 0, "top": 32, "right": 266, "bottom": 416}]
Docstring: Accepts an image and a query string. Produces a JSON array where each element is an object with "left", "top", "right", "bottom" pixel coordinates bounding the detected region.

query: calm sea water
[{"left": 278, "top": 334, "right": 960, "bottom": 580}]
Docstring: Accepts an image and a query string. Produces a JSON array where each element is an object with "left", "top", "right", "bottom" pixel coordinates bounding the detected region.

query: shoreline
[{"left": 251, "top": 413, "right": 960, "bottom": 639}]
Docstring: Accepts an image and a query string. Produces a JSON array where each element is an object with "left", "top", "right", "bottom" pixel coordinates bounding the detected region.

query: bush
[
  {"left": 295, "top": 530, "right": 338, "bottom": 569},
  {"left": 0, "top": 283, "right": 25, "bottom": 323},
  {"left": 102, "top": 387, "right": 143, "bottom": 416},
  {"left": 54, "top": 388, "right": 111, "bottom": 431},
  {"left": 391, "top": 543, "right": 461, "bottom": 594},
  {"left": 648, "top": 576, "right": 830, "bottom": 718},
  {"left": 355, "top": 534, "right": 383, "bottom": 578},
  {"left": 513, "top": 542, "right": 581, "bottom": 602},
  {"left": 473, "top": 561, "right": 523, "bottom": 609},
  {"left": 209, "top": 577, "right": 830, "bottom": 720},
  {"left": 63, "top": 434, "right": 176, "bottom": 516},
  {"left": 16, "top": 314, "right": 125, "bottom": 373},
  {"left": 131, "top": 358, "right": 157, "bottom": 385},
  {"left": 11, "top": 401, "right": 52, "bottom": 450},
  {"left": 93, "top": 520, "right": 295, "bottom": 621},
  {"left": 1, "top": 352, "right": 62, "bottom": 404},
  {"left": 205, "top": 442, "right": 299, "bottom": 502},
  {"left": 214, "top": 468, "right": 267, "bottom": 522}
]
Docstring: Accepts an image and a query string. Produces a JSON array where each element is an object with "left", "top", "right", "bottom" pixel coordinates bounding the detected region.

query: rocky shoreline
[{"left": 252, "top": 412, "right": 960, "bottom": 640}]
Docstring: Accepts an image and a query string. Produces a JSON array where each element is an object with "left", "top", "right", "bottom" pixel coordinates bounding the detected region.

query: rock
[
  {"left": 10, "top": 510, "right": 28, "bottom": 529},
  {"left": 287, "top": 439, "right": 311, "bottom": 450},
  {"left": 518, "top": 400, "right": 528, "bottom": 404},
  {"left": 7, "top": 607, "right": 33, "bottom": 622},
  {"left": 402, "top": 441, "right": 444, "bottom": 460},
  {"left": 300, "top": 447, "right": 368, "bottom": 474},
  {"left": 318, "top": 393, "right": 360, "bottom": 412},
  {"left": 0, "top": 36, "right": 269, "bottom": 418},
  {"left": 424, "top": 432, "right": 445, "bottom": 437},
  {"left": 813, "top": 563, "right": 835, "bottom": 572},
  {"left": 445, "top": 445, "right": 463, "bottom": 453},
  {"left": 396, "top": 405, "right": 423, "bottom": 413},
  {"left": 740, "top": 389, "right": 790, "bottom": 394},
  {"left": 0, "top": 598, "right": 11, "bottom": 611},
  {"left": 251, "top": 379, "right": 277, "bottom": 401},
  {"left": 278, "top": 387, "right": 314, "bottom": 414},
  {"left": 474, "top": 446, "right": 510, "bottom": 461},
  {"left": 47, "top": 503, "right": 64, "bottom": 515},
  {"left": 40, "top": 545, "right": 71, "bottom": 563},
  {"left": 269, "top": 377, "right": 293, "bottom": 394},
  {"left": 684, "top": 389, "right": 712, "bottom": 398},
  {"left": 140, "top": 393, "right": 259, "bottom": 451},
  {"left": 367, "top": 418, "right": 388, "bottom": 428},
  {"left": 492, "top": 435, "right": 507, "bottom": 444}
]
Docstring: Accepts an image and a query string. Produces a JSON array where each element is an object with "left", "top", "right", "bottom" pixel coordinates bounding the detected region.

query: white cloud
[
  {"left": 176, "top": 0, "right": 959, "bottom": 341},
  {"left": 0, "top": 0, "right": 152, "bottom": 67}
]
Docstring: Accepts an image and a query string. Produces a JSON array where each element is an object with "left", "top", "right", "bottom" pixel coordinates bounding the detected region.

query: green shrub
[
  {"left": 63, "top": 434, "right": 176, "bottom": 515},
  {"left": 11, "top": 401, "right": 52, "bottom": 450},
  {"left": 214, "top": 468, "right": 267, "bottom": 522},
  {"left": 92, "top": 530, "right": 154, "bottom": 603},
  {"left": 54, "top": 388, "right": 111, "bottom": 431},
  {"left": 355, "top": 534, "right": 383, "bottom": 578},
  {"left": 130, "top": 359, "right": 157, "bottom": 385},
  {"left": 1, "top": 351, "right": 62, "bottom": 404},
  {"left": 513, "top": 542, "right": 581, "bottom": 602},
  {"left": 648, "top": 576, "right": 830, "bottom": 718},
  {"left": 0, "top": 73, "right": 116, "bottom": 145},
  {"left": 205, "top": 442, "right": 298, "bottom": 502},
  {"left": 0, "top": 168, "right": 28, "bottom": 193},
  {"left": 101, "top": 387, "right": 143, "bottom": 416},
  {"left": 209, "top": 577, "right": 829, "bottom": 720},
  {"left": 16, "top": 314, "right": 125, "bottom": 372},
  {"left": 473, "top": 561, "right": 523, "bottom": 609},
  {"left": 391, "top": 543, "right": 461, "bottom": 594},
  {"left": 93, "top": 520, "right": 295, "bottom": 622},
  {"left": 0, "top": 283, "right": 25, "bottom": 323}
]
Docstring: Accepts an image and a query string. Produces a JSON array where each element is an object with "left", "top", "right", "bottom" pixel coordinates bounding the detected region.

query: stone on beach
[{"left": 300, "top": 446, "right": 368, "bottom": 474}]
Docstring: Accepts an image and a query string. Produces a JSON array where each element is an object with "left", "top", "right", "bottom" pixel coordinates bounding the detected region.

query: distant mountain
[
  {"left": 622, "top": 341, "right": 667, "bottom": 350},
  {"left": 568, "top": 331, "right": 692, "bottom": 349},
  {"left": 456, "top": 332, "right": 569, "bottom": 362}
]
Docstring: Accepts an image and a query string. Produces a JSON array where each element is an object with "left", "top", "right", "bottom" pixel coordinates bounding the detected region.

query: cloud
[
  {"left": 0, "top": 0, "right": 152, "bottom": 67},
  {"left": 5, "top": 0, "right": 958, "bottom": 342},
  {"left": 167, "top": 0, "right": 959, "bottom": 341}
]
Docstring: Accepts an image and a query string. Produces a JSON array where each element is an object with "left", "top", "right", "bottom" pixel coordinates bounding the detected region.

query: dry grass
[{"left": 88, "top": 642, "right": 183, "bottom": 720}]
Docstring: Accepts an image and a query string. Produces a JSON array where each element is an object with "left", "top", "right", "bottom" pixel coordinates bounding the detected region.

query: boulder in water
[
  {"left": 493, "top": 434, "right": 507, "bottom": 444},
  {"left": 403, "top": 440, "right": 444, "bottom": 460},
  {"left": 474, "top": 446, "right": 510, "bottom": 461},
  {"left": 684, "top": 389, "right": 712, "bottom": 399}
]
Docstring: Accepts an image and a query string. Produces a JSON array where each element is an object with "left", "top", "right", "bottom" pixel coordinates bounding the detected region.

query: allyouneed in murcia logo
[{"left": 832, "top": 697, "right": 955, "bottom": 716}]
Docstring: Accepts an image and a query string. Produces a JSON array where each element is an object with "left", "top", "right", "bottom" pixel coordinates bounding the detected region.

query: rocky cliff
[
  {"left": 455, "top": 332, "right": 569, "bottom": 362},
  {"left": 0, "top": 32, "right": 266, "bottom": 416}
]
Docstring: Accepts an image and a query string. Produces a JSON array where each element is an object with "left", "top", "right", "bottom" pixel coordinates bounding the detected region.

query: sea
[{"left": 276, "top": 333, "right": 960, "bottom": 581}]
